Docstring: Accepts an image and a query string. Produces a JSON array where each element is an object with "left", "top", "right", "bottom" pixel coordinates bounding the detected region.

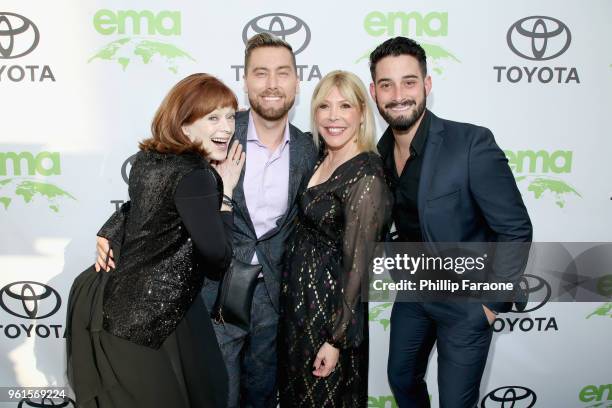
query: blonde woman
[{"left": 278, "top": 71, "right": 392, "bottom": 407}]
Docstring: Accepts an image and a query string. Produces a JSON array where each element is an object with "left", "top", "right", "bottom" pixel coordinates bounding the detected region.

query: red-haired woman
[{"left": 66, "top": 74, "right": 244, "bottom": 408}]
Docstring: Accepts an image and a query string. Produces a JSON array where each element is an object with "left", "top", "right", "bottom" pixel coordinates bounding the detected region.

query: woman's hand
[
  {"left": 312, "top": 342, "right": 339, "bottom": 377},
  {"left": 212, "top": 141, "right": 245, "bottom": 196},
  {"left": 95, "top": 236, "right": 114, "bottom": 272}
]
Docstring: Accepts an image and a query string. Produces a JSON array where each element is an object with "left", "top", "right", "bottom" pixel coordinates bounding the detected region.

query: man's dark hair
[
  {"left": 369, "top": 37, "right": 427, "bottom": 80},
  {"left": 244, "top": 33, "right": 296, "bottom": 73}
]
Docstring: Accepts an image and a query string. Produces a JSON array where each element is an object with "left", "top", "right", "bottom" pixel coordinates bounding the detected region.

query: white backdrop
[{"left": 0, "top": 1, "right": 611, "bottom": 407}]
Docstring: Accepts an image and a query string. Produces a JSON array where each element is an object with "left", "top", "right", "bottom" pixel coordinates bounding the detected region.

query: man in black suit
[{"left": 369, "top": 37, "right": 532, "bottom": 407}]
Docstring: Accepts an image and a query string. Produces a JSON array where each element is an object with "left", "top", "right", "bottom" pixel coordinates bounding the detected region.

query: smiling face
[
  {"left": 370, "top": 54, "right": 431, "bottom": 132},
  {"left": 181, "top": 106, "right": 236, "bottom": 161},
  {"left": 244, "top": 46, "right": 299, "bottom": 121},
  {"left": 315, "top": 86, "right": 363, "bottom": 151}
]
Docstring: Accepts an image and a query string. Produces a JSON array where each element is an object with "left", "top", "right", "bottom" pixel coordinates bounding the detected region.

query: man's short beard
[
  {"left": 378, "top": 97, "right": 426, "bottom": 132},
  {"left": 249, "top": 95, "right": 295, "bottom": 121}
]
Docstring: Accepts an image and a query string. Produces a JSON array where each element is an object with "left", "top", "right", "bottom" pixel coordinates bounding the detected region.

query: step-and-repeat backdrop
[{"left": 1, "top": 1, "right": 611, "bottom": 407}]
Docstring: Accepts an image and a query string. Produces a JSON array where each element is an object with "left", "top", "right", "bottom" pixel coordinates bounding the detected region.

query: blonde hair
[{"left": 310, "top": 70, "right": 377, "bottom": 153}]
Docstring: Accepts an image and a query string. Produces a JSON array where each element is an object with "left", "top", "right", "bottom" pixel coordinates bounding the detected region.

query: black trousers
[{"left": 387, "top": 302, "right": 493, "bottom": 408}]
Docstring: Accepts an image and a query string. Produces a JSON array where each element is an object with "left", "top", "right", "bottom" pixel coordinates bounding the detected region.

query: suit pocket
[
  {"left": 472, "top": 303, "right": 493, "bottom": 330},
  {"left": 426, "top": 189, "right": 460, "bottom": 207}
]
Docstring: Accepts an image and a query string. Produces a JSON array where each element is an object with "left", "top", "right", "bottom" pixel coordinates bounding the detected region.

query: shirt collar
[
  {"left": 247, "top": 111, "right": 291, "bottom": 147},
  {"left": 377, "top": 109, "right": 431, "bottom": 159}
]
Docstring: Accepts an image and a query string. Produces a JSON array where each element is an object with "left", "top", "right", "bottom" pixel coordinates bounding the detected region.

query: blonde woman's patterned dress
[{"left": 279, "top": 152, "right": 392, "bottom": 407}]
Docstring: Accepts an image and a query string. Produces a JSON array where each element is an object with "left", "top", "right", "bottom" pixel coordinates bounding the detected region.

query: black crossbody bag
[{"left": 211, "top": 258, "right": 262, "bottom": 331}]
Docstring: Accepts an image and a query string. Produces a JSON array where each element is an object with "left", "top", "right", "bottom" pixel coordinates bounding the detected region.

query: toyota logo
[
  {"left": 512, "top": 274, "right": 551, "bottom": 313},
  {"left": 507, "top": 16, "right": 571, "bottom": 61},
  {"left": 242, "top": 13, "right": 311, "bottom": 55},
  {"left": 0, "top": 281, "right": 61, "bottom": 319},
  {"left": 0, "top": 12, "right": 40, "bottom": 59},
  {"left": 121, "top": 153, "right": 137, "bottom": 184},
  {"left": 481, "top": 386, "right": 537, "bottom": 407},
  {"left": 18, "top": 398, "right": 76, "bottom": 407}
]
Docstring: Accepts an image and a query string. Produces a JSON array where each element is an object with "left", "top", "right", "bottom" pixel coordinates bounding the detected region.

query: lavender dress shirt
[{"left": 243, "top": 112, "right": 291, "bottom": 264}]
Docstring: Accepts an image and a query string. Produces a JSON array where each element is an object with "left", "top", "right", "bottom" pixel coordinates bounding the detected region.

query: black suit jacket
[{"left": 381, "top": 112, "right": 532, "bottom": 312}]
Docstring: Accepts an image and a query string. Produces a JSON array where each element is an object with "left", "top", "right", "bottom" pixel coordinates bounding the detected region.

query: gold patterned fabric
[{"left": 279, "top": 152, "right": 392, "bottom": 407}]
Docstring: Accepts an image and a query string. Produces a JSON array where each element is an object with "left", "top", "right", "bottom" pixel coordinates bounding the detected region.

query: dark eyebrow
[
  {"left": 376, "top": 75, "right": 418, "bottom": 85},
  {"left": 276, "top": 65, "right": 293, "bottom": 71}
]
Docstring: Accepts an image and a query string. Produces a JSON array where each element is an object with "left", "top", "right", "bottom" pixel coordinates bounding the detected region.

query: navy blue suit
[{"left": 382, "top": 112, "right": 532, "bottom": 407}]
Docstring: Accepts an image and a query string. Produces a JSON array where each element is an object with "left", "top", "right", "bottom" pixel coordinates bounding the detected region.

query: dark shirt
[{"left": 377, "top": 110, "right": 431, "bottom": 242}]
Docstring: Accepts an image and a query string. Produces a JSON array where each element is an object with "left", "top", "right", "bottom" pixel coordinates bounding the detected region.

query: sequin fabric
[
  {"left": 279, "top": 152, "right": 392, "bottom": 407},
  {"left": 102, "top": 150, "right": 211, "bottom": 349}
]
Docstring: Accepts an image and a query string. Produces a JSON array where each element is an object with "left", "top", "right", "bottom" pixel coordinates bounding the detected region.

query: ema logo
[
  {"left": 0, "top": 152, "right": 75, "bottom": 212},
  {"left": 89, "top": 10, "right": 195, "bottom": 73},
  {"left": 231, "top": 13, "right": 322, "bottom": 82},
  {"left": 357, "top": 11, "right": 459, "bottom": 75},
  {"left": 504, "top": 150, "right": 581, "bottom": 208},
  {"left": 0, "top": 12, "right": 55, "bottom": 82},
  {"left": 481, "top": 386, "right": 537, "bottom": 407},
  {"left": 579, "top": 384, "right": 612, "bottom": 406},
  {"left": 494, "top": 16, "right": 579, "bottom": 84}
]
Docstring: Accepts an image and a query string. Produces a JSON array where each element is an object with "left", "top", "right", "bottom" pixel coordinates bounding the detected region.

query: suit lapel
[
  {"left": 283, "top": 126, "right": 302, "bottom": 217},
  {"left": 418, "top": 113, "right": 445, "bottom": 241},
  {"left": 232, "top": 112, "right": 256, "bottom": 236}
]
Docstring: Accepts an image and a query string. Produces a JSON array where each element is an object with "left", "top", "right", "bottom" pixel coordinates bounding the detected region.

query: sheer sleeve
[
  {"left": 329, "top": 173, "right": 392, "bottom": 348},
  {"left": 174, "top": 168, "right": 233, "bottom": 280}
]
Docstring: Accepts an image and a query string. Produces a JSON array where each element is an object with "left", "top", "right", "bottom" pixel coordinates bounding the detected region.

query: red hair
[{"left": 140, "top": 73, "right": 238, "bottom": 155}]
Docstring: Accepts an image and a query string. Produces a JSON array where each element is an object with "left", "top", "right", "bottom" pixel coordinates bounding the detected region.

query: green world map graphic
[
  {"left": 88, "top": 37, "right": 195, "bottom": 73},
  {"left": 369, "top": 303, "right": 392, "bottom": 330},
  {"left": 0, "top": 178, "right": 76, "bottom": 213},
  {"left": 515, "top": 175, "right": 581, "bottom": 208},
  {"left": 583, "top": 402, "right": 612, "bottom": 407},
  {"left": 356, "top": 42, "right": 460, "bottom": 74},
  {"left": 586, "top": 303, "right": 612, "bottom": 320}
]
